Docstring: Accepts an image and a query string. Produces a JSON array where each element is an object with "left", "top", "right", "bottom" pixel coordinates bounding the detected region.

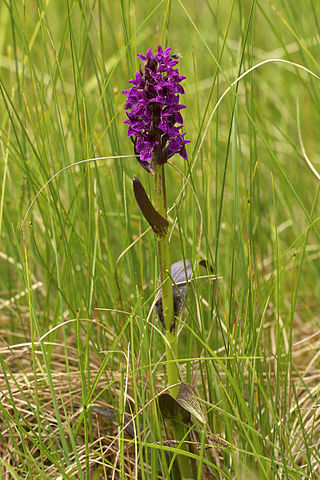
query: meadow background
[{"left": 1, "top": 0, "right": 320, "bottom": 479}]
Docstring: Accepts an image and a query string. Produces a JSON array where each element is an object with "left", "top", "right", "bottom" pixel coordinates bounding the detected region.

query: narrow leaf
[
  {"left": 158, "top": 393, "right": 191, "bottom": 425},
  {"left": 159, "top": 383, "right": 206, "bottom": 425},
  {"left": 176, "top": 383, "right": 206, "bottom": 424},
  {"left": 133, "top": 175, "right": 169, "bottom": 237},
  {"left": 90, "top": 405, "right": 139, "bottom": 438},
  {"left": 156, "top": 259, "right": 212, "bottom": 330},
  {"left": 156, "top": 259, "right": 192, "bottom": 330}
]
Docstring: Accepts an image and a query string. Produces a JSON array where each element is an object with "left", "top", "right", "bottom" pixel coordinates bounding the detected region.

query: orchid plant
[{"left": 123, "top": 46, "right": 204, "bottom": 479}]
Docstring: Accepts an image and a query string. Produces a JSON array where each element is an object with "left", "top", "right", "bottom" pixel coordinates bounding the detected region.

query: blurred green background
[{"left": 1, "top": 0, "right": 319, "bottom": 323}]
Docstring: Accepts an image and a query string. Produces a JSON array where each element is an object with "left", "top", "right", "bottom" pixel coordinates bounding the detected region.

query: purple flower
[{"left": 122, "top": 46, "right": 189, "bottom": 172}]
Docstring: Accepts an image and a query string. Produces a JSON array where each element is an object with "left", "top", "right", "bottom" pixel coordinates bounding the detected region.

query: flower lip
[{"left": 123, "top": 46, "right": 189, "bottom": 171}]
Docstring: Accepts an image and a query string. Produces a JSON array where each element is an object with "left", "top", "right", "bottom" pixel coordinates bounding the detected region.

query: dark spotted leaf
[
  {"left": 156, "top": 259, "right": 214, "bottom": 330},
  {"left": 198, "top": 258, "right": 215, "bottom": 273},
  {"left": 175, "top": 383, "right": 206, "bottom": 424},
  {"left": 90, "top": 405, "right": 139, "bottom": 438},
  {"left": 133, "top": 175, "right": 169, "bottom": 237},
  {"left": 159, "top": 383, "right": 205, "bottom": 425},
  {"left": 158, "top": 392, "right": 191, "bottom": 425}
]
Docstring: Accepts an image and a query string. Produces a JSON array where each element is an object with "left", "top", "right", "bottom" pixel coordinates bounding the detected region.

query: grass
[{"left": 1, "top": 0, "right": 320, "bottom": 478}]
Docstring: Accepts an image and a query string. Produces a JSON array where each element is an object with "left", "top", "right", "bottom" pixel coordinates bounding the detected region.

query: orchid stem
[
  {"left": 154, "top": 162, "right": 192, "bottom": 479},
  {"left": 154, "top": 162, "right": 180, "bottom": 399}
]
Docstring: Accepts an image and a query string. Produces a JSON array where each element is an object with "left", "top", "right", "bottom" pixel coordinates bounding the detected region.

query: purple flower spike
[{"left": 122, "top": 46, "right": 189, "bottom": 172}]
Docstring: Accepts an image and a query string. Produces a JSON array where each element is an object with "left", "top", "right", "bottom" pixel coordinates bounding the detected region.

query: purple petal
[
  {"left": 146, "top": 48, "right": 153, "bottom": 58},
  {"left": 137, "top": 53, "right": 147, "bottom": 62},
  {"left": 168, "top": 135, "right": 184, "bottom": 153},
  {"left": 179, "top": 146, "right": 188, "bottom": 161},
  {"left": 123, "top": 46, "right": 189, "bottom": 169},
  {"left": 136, "top": 156, "right": 152, "bottom": 172}
]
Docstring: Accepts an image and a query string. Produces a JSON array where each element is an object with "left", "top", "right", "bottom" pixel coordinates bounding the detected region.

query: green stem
[
  {"left": 154, "top": 162, "right": 192, "bottom": 479},
  {"left": 154, "top": 163, "right": 179, "bottom": 398},
  {"left": 169, "top": 419, "right": 193, "bottom": 480}
]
